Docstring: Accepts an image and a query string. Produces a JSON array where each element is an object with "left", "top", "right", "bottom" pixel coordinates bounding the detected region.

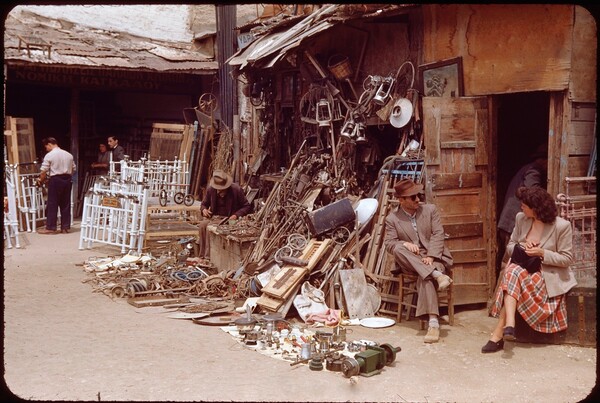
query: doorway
[
  {"left": 496, "top": 91, "right": 550, "bottom": 217},
  {"left": 494, "top": 91, "right": 550, "bottom": 274}
]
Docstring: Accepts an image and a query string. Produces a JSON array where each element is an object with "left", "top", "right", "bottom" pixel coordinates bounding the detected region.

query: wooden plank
[
  {"left": 260, "top": 239, "right": 331, "bottom": 298},
  {"left": 443, "top": 222, "right": 483, "bottom": 238},
  {"left": 338, "top": 268, "right": 376, "bottom": 319},
  {"left": 474, "top": 102, "right": 490, "bottom": 166},
  {"left": 450, "top": 248, "right": 487, "bottom": 264},
  {"left": 276, "top": 282, "right": 302, "bottom": 318},
  {"left": 430, "top": 172, "right": 482, "bottom": 190},
  {"left": 257, "top": 293, "right": 284, "bottom": 311},
  {"left": 433, "top": 192, "right": 481, "bottom": 216},
  {"left": 127, "top": 295, "right": 190, "bottom": 308},
  {"left": 452, "top": 283, "right": 490, "bottom": 306},
  {"left": 180, "top": 124, "right": 194, "bottom": 161},
  {"left": 440, "top": 141, "right": 476, "bottom": 149},
  {"left": 424, "top": 98, "right": 441, "bottom": 165},
  {"left": 261, "top": 266, "right": 308, "bottom": 298}
]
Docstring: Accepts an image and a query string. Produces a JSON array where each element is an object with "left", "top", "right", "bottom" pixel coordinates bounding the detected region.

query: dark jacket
[
  {"left": 111, "top": 145, "right": 125, "bottom": 162},
  {"left": 201, "top": 183, "right": 252, "bottom": 218}
]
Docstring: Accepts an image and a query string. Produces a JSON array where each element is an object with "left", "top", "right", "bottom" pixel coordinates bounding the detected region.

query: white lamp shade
[{"left": 354, "top": 198, "right": 379, "bottom": 227}]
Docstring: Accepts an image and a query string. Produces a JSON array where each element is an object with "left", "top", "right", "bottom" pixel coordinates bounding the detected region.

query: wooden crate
[
  {"left": 515, "top": 286, "right": 596, "bottom": 347},
  {"left": 208, "top": 225, "right": 256, "bottom": 272}
]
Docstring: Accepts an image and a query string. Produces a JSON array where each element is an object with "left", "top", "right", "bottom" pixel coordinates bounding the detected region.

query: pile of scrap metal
[
  {"left": 223, "top": 61, "right": 423, "bottom": 319},
  {"left": 82, "top": 246, "right": 240, "bottom": 301},
  {"left": 223, "top": 143, "right": 384, "bottom": 319}
]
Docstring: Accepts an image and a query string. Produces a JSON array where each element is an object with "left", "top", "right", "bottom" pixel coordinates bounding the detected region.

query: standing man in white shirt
[{"left": 37, "top": 137, "right": 76, "bottom": 234}]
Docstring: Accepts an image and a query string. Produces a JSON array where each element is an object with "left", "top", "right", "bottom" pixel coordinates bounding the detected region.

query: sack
[
  {"left": 293, "top": 281, "right": 328, "bottom": 322},
  {"left": 510, "top": 244, "right": 542, "bottom": 274}
]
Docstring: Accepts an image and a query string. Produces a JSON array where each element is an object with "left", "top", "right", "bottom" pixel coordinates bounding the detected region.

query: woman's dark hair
[{"left": 516, "top": 186, "right": 558, "bottom": 223}]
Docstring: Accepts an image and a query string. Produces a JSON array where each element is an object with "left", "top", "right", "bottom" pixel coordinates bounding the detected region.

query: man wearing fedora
[
  {"left": 196, "top": 169, "right": 252, "bottom": 260},
  {"left": 383, "top": 178, "right": 453, "bottom": 343}
]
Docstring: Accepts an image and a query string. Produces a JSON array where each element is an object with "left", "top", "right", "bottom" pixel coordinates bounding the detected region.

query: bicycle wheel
[
  {"left": 174, "top": 192, "right": 185, "bottom": 204},
  {"left": 184, "top": 194, "right": 195, "bottom": 206},
  {"left": 159, "top": 189, "right": 168, "bottom": 206}
]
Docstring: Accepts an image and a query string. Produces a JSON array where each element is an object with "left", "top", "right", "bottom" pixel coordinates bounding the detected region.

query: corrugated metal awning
[
  {"left": 4, "top": 8, "right": 217, "bottom": 74},
  {"left": 227, "top": 4, "right": 416, "bottom": 72},
  {"left": 227, "top": 4, "right": 337, "bottom": 71}
]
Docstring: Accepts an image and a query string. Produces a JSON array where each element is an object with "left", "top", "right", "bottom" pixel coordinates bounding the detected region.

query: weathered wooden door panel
[{"left": 423, "top": 96, "right": 493, "bottom": 305}]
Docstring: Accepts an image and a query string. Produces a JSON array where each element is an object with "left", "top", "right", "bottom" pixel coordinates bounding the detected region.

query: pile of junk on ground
[{"left": 81, "top": 140, "right": 419, "bottom": 376}]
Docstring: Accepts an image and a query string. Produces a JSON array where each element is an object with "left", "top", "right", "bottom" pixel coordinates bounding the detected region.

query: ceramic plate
[{"left": 359, "top": 317, "right": 396, "bottom": 328}]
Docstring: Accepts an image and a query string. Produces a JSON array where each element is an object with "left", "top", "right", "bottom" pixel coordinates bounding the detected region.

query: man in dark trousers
[
  {"left": 383, "top": 178, "right": 453, "bottom": 343},
  {"left": 37, "top": 137, "right": 76, "bottom": 234},
  {"left": 196, "top": 169, "right": 252, "bottom": 259}
]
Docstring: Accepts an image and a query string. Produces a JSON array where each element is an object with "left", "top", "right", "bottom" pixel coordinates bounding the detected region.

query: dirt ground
[{"left": 2, "top": 222, "right": 598, "bottom": 402}]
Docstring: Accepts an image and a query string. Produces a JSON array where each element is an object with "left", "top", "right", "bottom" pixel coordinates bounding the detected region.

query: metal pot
[{"left": 234, "top": 316, "right": 256, "bottom": 333}]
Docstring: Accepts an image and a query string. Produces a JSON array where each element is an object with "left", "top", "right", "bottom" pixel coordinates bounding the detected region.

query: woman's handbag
[{"left": 510, "top": 243, "right": 542, "bottom": 274}]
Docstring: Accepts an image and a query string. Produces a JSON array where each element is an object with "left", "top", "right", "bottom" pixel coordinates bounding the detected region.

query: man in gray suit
[{"left": 383, "top": 178, "right": 453, "bottom": 343}]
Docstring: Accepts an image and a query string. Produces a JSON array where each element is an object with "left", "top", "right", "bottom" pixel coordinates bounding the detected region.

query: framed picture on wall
[{"left": 418, "top": 57, "right": 464, "bottom": 97}]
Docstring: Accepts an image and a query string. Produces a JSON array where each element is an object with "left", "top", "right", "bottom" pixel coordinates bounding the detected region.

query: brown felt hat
[
  {"left": 394, "top": 178, "right": 423, "bottom": 198},
  {"left": 210, "top": 169, "right": 233, "bottom": 190}
]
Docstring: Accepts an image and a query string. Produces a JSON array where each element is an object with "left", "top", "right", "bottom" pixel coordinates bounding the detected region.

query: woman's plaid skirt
[{"left": 490, "top": 262, "right": 568, "bottom": 333}]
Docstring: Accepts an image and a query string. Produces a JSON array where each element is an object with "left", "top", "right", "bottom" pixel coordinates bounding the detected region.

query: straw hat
[
  {"left": 394, "top": 178, "right": 423, "bottom": 197},
  {"left": 210, "top": 169, "right": 233, "bottom": 190},
  {"left": 389, "top": 97, "right": 413, "bottom": 128}
]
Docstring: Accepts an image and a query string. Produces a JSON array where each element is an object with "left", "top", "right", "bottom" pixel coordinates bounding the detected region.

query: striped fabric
[{"left": 490, "top": 262, "right": 568, "bottom": 333}]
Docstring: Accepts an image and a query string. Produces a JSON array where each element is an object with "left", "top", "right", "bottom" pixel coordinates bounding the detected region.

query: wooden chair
[{"left": 377, "top": 269, "right": 455, "bottom": 327}]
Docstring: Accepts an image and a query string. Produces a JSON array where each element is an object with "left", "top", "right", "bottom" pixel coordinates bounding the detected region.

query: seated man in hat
[
  {"left": 196, "top": 169, "right": 252, "bottom": 260},
  {"left": 383, "top": 178, "right": 453, "bottom": 343}
]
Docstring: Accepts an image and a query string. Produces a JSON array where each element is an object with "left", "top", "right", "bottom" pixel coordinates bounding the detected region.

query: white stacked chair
[
  {"left": 4, "top": 163, "right": 21, "bottom": 248},
  {"left": 78, "top": 157, "right": 189, "bottom": 253}
]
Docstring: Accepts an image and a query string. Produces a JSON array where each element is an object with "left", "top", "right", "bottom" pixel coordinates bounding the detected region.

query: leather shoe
[
  {"left": 436, "top": 274, "right": 453, "bottom": 291},
  {"left": 38, "top": 228, "right": 57, "bottom": 234},
  {"left": 424, "top": 327, "right": 440, "bottom": 343},
  {"left": 481, "top": 339, "right": 504, "bottom": 353},
  {"left": 61, "top": 228, "right": 70, "bottom": 234},
  {"left": 503, "top": 326, "right": 516, "bottom": 342}
]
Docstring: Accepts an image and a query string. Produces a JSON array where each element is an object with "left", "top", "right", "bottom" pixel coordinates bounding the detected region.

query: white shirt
[{"left": 41, "top": 147, "right": 76, "bottom": 176}]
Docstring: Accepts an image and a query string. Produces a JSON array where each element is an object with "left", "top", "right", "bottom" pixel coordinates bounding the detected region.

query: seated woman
[{"left": 482, "top": 186, "right": 577, "bottom": 353}]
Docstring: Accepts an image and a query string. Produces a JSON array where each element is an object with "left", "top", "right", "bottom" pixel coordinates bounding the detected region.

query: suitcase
[{"left": 515, "top": 286, "right": 596, "bottom": 347}]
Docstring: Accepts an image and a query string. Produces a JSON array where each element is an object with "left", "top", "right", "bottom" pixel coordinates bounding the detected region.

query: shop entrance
[{"left": 494, "top": 91, "right": 550, "bottom": 272}]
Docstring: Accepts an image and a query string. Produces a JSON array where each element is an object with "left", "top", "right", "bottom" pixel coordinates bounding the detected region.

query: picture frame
[{"left": 418, "top": 57, "right": 464, "bottom": 97}]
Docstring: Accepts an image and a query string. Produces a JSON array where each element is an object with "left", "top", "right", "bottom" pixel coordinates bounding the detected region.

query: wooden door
[
  {"left": 423, "top": 96, "right": 494, "bottom": 305},
  {"left": 4, "top": 116, "right": 37, "bottom": 172}
]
